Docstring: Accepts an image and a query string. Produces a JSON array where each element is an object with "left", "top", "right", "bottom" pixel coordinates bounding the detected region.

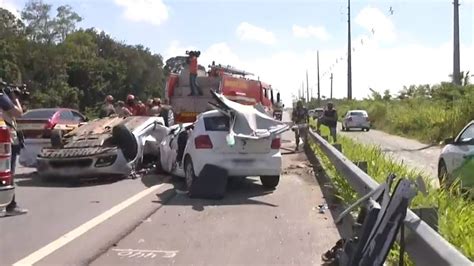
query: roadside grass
[
  {"left": 334, "top": 87, "right": 474, "bottom": 144},
  {"left": 308, "top": 122, "right": 474, "bottom": 263}
]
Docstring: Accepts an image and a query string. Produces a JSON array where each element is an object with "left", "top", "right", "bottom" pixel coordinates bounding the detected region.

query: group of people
[
  {"left": 292, "top": 100, "right": 338, "bottom": 151},
  {"left": 100, "top": 94, "right": 173, "bottom": 126}
]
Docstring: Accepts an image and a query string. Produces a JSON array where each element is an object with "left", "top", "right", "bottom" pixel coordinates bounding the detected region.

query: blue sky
[{"left": 2, "top": 0, "right": 474, "bottom": 103}]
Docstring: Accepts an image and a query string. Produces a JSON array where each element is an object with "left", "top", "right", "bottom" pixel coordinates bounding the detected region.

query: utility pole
[
  {"left": 317, "top": 50, "right": 321, "bottom": 105},
  {"left": 330, "top": 73, "right": 334, "bottom": 99},
  {"left": 302, "top": 81, "right": 305, "bottom": 102},
  {"left": 347, "top": 0, "right": 353, "bottom": 99},
  {"left": 453, "top": 0, "right": 461, "bottom": 85},
  {"left": 306, "top": 71, "right": 310, "bottom": 104}
]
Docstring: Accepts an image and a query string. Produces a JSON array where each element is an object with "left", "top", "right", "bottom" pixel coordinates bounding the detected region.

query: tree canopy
[{"left": 0, "top": 0, "right": 165, "bottom": 116}]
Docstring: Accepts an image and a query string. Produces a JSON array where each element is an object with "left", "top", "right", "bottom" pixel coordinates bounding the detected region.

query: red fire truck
[{"left": 165, "top": 57, "right": 280, "bottom": 123}]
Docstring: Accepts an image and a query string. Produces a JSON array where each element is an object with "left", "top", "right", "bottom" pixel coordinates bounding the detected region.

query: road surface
[
  {"left": 1, "top": 113, "right": 341, "bottom": 266},
  {"left": 337, "top": 123, "right": 441, "bottom": 182}
]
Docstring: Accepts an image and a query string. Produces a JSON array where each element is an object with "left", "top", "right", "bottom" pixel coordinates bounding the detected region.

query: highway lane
[
  {"left": 0, "top": 163, "right": 164, "bottom": 265},
  {"left": 90, "top": 129, "right": 341, "bottom": 266},
  {"left": 337, "top": 122, "right": 442, "bottom": 183}
]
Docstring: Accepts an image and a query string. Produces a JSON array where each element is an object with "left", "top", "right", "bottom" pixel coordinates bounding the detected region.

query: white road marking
[
  {"left": 113, "top": 248, "right": 178, "bottom": 259},
  {"left": 13, "top": 183, "right": 166, "bottom": 266}
]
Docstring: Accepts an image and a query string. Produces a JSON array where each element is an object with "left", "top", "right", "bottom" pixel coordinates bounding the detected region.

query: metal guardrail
[{"left": 307, "top": 129, "right": 473, "bottom": 266}]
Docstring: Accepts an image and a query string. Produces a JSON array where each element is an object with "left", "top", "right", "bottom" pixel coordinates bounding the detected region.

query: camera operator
[{"left": 0, "top": 81, "right": 28, "bottom": 215}]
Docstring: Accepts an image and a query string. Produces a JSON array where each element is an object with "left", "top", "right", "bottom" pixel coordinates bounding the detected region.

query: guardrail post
[
  {"left": 412, "top": 207, "right": 439, "bottom": 232},
  {"left": 332, "top": 143, "right": 342, "bottom": 152},
  {"left": 354, "top": 161, "right": 368, "bottom": 173}
]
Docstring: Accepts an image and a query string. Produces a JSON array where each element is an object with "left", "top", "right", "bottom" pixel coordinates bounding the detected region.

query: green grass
[
  {"left": 333, "top": 85, "right": 474, "bottom": 144},
  {"left": 309, "top": 122, "right": 474, "bottom": 264}
]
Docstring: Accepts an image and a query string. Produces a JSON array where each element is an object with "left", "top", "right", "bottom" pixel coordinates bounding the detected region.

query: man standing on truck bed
[{"left": 187, "top": 51, "right": 203, "bottom": 96}]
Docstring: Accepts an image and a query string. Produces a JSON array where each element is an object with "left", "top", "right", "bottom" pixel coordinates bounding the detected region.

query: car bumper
[
  {"left": 344, "top": 121, "right": 371, "bottom": 128},
  {"left": 192, "top": 151, "right": 282, "bottom": 177},
  {"left": 0, "top": 186, "right": 14, "bottom": 208},
  {"left": 19, "top": 138, "right": 50, "bottom": 168},
  {"left": 36, "top": 151, "right": 132, "bottom": 179}
]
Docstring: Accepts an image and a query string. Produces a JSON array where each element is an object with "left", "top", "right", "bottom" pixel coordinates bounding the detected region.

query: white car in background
[
  {"left": 438, "top": 120, "right": 474, "bottom": 188},
  {"left": 341, "top": 110, "right": 371, "bottom": 131},
  {"left": 159, "top": 91, "right": 289, "bottom": 196}
]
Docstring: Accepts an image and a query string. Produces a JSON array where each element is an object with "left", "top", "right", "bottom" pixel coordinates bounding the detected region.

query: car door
[{"left": 447, "top": 123, "right": 474, "bottom": 174}]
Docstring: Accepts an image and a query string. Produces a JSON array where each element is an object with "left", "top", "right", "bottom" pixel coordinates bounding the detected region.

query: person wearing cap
[
  {"left": 125, "top": 94, "right": 140, "bottom": 115},
  {"left": 317, "top": 102, "right": 338, "bottom": 142},
  {"left": 99, "top": 95, "right": 116, "bottom": 118}
]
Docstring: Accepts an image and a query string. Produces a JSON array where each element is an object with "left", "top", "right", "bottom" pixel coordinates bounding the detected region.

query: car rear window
[
  {"left": 349, "top": 111, "right": 367, "bottom": 116},
  {"left": 21, "top": 110, "right": 57, "bottom": 119},
  {"left": 204, "top": 116, "right": 230, "bottom": 131}
]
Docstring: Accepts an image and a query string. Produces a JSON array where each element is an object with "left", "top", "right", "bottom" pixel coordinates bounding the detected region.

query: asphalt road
[
  {"left": 337, "top": 122, "right": 442, "bottom": 183},
  {"left": 1, "top": 113, "right": 341, "bottom": 265}
]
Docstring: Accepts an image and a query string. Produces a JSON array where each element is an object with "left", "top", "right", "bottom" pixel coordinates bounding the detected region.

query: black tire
[
  {"left": 260, "top": 175, "right": 280, "bottom": 189},
  {"left": 438, "top": 160, "right": 449, "bottom": 188},
  {"left": 51, "top": 129, "right": 63, "bottom": 148},
  {"left": 185, "top": 158, "right": 196, "bottom": 194},
  {"left": 112, "top": 124, "right": 138, "bottom": 162},
  {"left": 365, "top": 128, "right": 370, "bottom": 132}
]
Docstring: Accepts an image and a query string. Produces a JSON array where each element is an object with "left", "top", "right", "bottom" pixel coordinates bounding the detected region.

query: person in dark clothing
[
  {"left": 317, "top": 102, "right": 338, "bottom": 142},
  {"left": 292, "top": 100, "right": 309, "bottom": 151},
  {"left": 99, "top": 95, "right": 116, "bottom": 118}
]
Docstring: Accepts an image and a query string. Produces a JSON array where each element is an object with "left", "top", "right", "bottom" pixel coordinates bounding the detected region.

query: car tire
[
  {"left": 365, "top": 128, "right": 370, "bottom": 132},
  {"left": 438, "top": 160, "right": 449, "bottom": 188},
  {"left": 51, "top": 129, "right": 63, "bottom": 149},
  {"left": 112, "top": 124, "right": 138, "bottom": 162},
  {"left": 185, "top": 157, "right": 196, "bottom": 194},
  {"left": 260, "top": 175, "right": 280, "bottom": 189}
]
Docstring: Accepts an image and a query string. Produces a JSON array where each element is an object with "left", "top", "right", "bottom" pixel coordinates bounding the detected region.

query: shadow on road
[{"left": 153, "top": 177, "right": 278, "bottom": 212}]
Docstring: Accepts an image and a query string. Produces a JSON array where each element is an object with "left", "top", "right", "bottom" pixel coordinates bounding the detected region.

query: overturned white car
[
  {"left": 159, "top": 91, "right": 290, "bottom": 196},
  {"left": 36, "top": 116, "right": 168, "bottom": 180}
]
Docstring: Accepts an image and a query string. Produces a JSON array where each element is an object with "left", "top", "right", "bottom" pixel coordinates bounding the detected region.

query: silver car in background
[{"left": 342, "top": 110, "right": 371, "bottom": 131}]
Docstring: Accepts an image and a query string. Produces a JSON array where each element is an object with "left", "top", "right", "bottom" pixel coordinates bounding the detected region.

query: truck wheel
[
  {"left": 112, "top": 124, "right": 138, "bottom": 162},
  {"left": 260, "top": 175, "right": 280, "bottom": 189},
  {"left": 51, "top": 129, "right": 63, "bottom": 148}
]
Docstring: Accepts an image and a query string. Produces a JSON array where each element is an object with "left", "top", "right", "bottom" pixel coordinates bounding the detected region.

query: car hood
[{"left": 209, "top": 91, "right": 289, "bottom": 140}]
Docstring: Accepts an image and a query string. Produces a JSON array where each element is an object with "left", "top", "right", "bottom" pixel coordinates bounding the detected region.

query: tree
[
  {"left": 54, "top": 5, "right": 82, "bottom": 42},
  {"left": 21, "top": 0, "right": 55, "bottom": 43}
]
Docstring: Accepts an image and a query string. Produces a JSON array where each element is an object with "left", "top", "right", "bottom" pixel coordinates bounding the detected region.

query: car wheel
[
  {"left": 112, "top": 124, "right": 138, "bottom": 162},
  {"left": 185, "top": 158, "right": 196, "bottom": 193},
  {"left": 438, "top": 160, "right": 449, "bottom": 188},
  {"left": 51, "top": 129, "right": 63, "bottom": 149},
  {"left": 365, "top": 128, "right": 370, "bottom": 132},
  {"left": 260, "top": 175, "right": 280, "bottom": 189}
]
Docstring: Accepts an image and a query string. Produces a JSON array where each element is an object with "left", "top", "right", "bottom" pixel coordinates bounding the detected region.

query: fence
[{"left": 306, "top": 128, "right": 473, "bottom": 266}]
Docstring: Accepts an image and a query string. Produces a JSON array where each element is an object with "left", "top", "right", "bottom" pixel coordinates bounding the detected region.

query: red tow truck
[{"left": 165, "top": 56, "right": 280, "bottom": 123}]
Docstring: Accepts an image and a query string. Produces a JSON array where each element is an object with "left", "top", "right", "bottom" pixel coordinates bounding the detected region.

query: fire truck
[{"left": 165, "top": 55, "right": 281, "bottom": 123}]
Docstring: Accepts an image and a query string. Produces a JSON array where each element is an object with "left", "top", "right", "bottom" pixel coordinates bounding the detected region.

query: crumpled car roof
[{"left": 209, "top": 91, "right": 289, "bottom": 139}]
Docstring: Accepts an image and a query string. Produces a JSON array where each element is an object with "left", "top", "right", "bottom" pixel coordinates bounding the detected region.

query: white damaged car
[
  {"left": 36, "top": 116, "right": 168, "bottom": 181},
  {"left": 159, "top": 91, "right": 290, "bottom": 195}
]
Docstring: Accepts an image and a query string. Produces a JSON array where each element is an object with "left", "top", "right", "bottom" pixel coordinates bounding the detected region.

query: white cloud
[
  {"left": 355, "top": 6, "right": 396, "bottom": 43},
  {"left": 165, "top": 7, "right": 474, "bottom": 106},
  {"left": 236, "top": 22, "right": 276, "bottom": 45},
  {"left": 292, "top": 25, "right": 330, "bottom": 41},
  {"left": 0, "top": 0, "right": 20, "bottom": 18},
  {"left": 114, "top": 0, "right": 168, "bottom": 26}
]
